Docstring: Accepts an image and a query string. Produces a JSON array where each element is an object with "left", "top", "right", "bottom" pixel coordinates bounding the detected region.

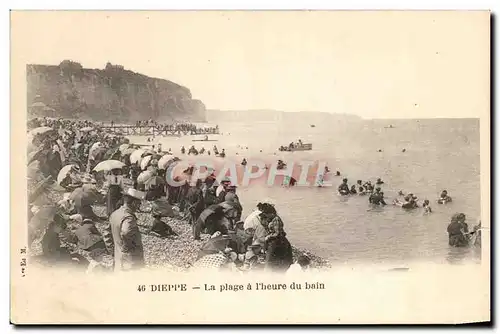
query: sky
[{"left": 11, "top": 10, "right": 490, "bottom": 119}]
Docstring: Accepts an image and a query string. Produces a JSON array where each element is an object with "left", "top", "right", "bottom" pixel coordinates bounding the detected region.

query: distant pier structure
[{"left": 100, "top": 124, "right": 220, "bottom": 137}]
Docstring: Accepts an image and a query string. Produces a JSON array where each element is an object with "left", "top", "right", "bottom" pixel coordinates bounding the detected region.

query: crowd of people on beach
[{"left": 27, "top": 117, "right": 313, "bottom": 274}]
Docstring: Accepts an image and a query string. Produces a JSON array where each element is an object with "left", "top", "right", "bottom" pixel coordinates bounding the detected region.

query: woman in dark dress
[
  {"left": 259, "top": 206, "right": 293, "bottom": 272},
  {"left": 106, "top": 168, "right": 123, "bottom": 216},
  {"left": 265, "top": 233, "right": 294, "bottom": 273}
]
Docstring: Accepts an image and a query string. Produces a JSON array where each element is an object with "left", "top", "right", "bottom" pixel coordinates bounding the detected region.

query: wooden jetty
[{"left": 99, "top": 125, "right": 220, "bottom": 137}]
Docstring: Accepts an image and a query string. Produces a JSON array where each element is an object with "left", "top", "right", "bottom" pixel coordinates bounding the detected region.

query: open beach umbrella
[
  {"left": 27, "top": 147, "right": 46, "bottom": 164},
  {"left": 119, "top": 144, "right": 130, "bottom": 153},
  {"left": 28, "top": 126, "right": 54, "bottom": 137},
  {"left": 158, "top": 155, "right": 179, "bottom": 170},
  {"left": 93, "top": 160, "right": 125, "bottom": 173},
  {"left": 122, "top": 147, "right": 136, "bottom": 156},
  {"left": 57, "top": 164, "right": 77, "bottom": 185},
  {"left": 90, "top": 142, "right": 102, "bottom": 153},
  {"left": 27, "top": 160, "right": 41, "bottom": 181},
  {"left": 142, "top": 149, "right": 155, "bottom": 160},
  {"left": 130, "top": 149, "right": 145, "bottom": 164},
  {"left": 27, "top": 142, "right": 38, "bottom": 155},
  {"left": 137, "top": 170, "right": 154, "bottom": 184},
  {"left": 28, "top": 175, "right": 54, "bottom": 205},
  {"left": 28, "top": 205, "right": 58, "bottom": 243},
  {"left": 89, "top": 143, "right": 105, "bottom": 160},
  {"left": 30, "top": 101, "right": 47, "bottom": 108},
  {"left": 140, "top": 155, "right": 153, "bottom": 171}
]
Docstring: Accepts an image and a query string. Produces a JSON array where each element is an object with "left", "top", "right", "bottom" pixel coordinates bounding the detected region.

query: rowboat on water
[
  {"left": 192, "top": 135, "right": 218, "bottom": 142},
  {"left": 278, "top": 143, "right": 313, "bottom": 152}
]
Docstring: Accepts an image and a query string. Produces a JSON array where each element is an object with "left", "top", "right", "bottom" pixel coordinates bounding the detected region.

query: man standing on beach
[{"left": 109, "top": 188, "right": 146, "bottom": 272}]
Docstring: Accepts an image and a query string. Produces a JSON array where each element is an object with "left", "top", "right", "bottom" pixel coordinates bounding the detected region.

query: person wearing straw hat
[
  {"left": 109, "top": 187, "right": 146, "bottom": 272},
  {"left": 241, "top": 241, "right": 264, "bottom": 271}
]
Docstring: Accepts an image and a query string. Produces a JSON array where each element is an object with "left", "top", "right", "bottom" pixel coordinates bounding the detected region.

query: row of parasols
[{"left": 92, "top": 146, "right": 181, "bottom": 172}]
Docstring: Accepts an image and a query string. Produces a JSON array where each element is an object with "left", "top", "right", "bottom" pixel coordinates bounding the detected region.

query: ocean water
[{"left": 128, "top": 118, "right": 482, "bottom": 266}]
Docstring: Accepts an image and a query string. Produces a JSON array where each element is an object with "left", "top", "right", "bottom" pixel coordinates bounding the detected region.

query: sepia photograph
[{"left": 10, "top": 10, "right": 491, "bottom": 324}]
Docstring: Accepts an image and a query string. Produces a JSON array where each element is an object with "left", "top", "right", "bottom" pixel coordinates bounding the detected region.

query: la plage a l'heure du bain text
[{"left": 137, "top": 282, "right": 326, "bottom": 293}]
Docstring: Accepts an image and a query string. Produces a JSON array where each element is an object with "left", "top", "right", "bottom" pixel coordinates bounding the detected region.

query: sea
[{"left": 128, "top": 117, "right": 482, "bottom": 267}]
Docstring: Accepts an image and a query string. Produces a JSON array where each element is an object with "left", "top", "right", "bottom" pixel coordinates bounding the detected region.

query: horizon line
[{"left": 206, "top": 110, "right": 480, "bottom": 120}]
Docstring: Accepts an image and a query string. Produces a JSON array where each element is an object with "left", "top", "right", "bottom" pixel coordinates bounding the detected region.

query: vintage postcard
[{"left": 10, "top": 10, "right": 490, "bottom": 324}]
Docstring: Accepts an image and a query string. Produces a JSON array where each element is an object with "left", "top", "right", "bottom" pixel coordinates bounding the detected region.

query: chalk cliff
[{"left": 27, "top": 61, "right": 206, "bottom": 122}]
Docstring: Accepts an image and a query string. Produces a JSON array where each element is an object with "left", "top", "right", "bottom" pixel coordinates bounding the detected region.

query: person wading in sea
[
  {"left": 338, "top": 178, "right": 350, "bottom": 196},
  {"left": 447, "top": 213, "right": 469, "bottom": 247}
]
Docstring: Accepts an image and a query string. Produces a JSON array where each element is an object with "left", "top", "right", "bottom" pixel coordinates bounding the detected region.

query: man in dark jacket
[
  {"left": 186, "top": 179, "right": 205, "bottom": 225},
  {"left": 109, "top": 188, "right": 146, "bottom": 272}
]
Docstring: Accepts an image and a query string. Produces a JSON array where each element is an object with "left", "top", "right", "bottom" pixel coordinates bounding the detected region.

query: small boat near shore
[
  {"left": 192, "top": 135, "right": 218, "bottom": 142},
  {"left": 278, "top": 143, "right": 313, "bottom": 152}
]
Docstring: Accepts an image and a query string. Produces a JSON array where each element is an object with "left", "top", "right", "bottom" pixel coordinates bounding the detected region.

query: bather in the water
[{"left": 438, "top": 190, "right": 452, "bottom": 204}]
